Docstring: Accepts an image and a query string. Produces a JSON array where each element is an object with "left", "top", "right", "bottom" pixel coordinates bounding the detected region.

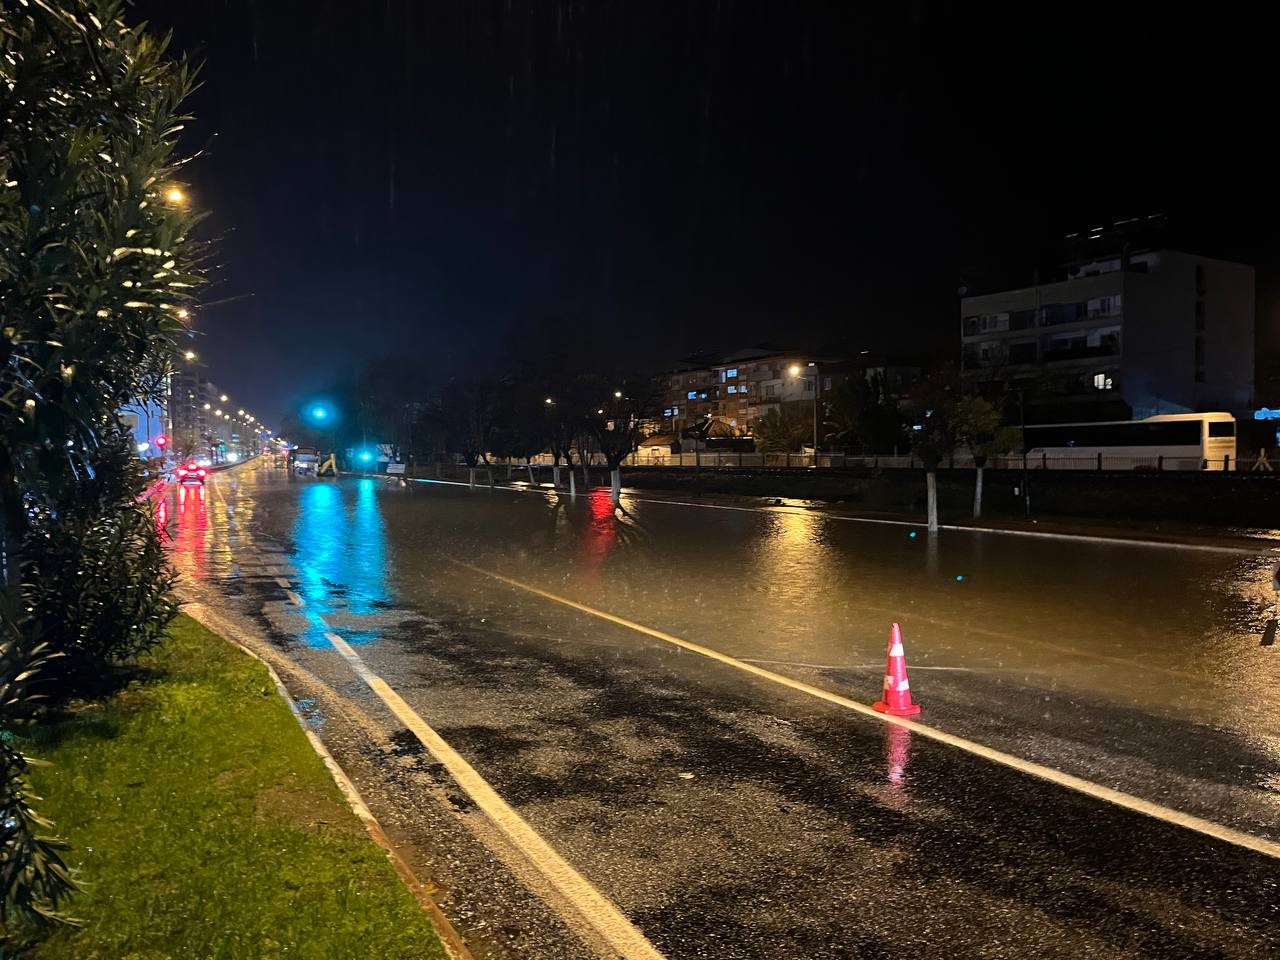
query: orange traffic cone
[{"left": 873, "top": 623, "right": 921, "bottom": 717}]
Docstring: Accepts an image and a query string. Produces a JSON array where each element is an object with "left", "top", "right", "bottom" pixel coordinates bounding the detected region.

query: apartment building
[{"left": 961, "top": 248, "right": 1254, "bottom": 420}]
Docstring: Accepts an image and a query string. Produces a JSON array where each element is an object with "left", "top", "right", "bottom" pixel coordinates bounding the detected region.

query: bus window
[{"left": 1208, "top": 421, "right": 1235, "bottom": 437}]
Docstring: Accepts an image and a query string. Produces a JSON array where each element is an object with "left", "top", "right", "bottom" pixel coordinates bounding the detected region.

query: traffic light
[{"left": 154, "top": 434, "right": 168, "bottom": 449}]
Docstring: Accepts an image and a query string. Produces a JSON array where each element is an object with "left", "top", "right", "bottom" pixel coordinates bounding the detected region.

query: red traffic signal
[{"left": 154, "top": 434, "right": 168, "bottom": 448}]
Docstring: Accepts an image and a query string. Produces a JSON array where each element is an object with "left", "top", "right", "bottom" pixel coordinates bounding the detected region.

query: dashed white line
[
  {"left": 285, "top": 590, "right": 305, "bottom": 607},
  {"left": 275, "top": 577, "right": 292, "bottom": 589}
]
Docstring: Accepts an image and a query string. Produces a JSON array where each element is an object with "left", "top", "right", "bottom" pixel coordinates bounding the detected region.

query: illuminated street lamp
[
  {"left": 219, "top": 394, "right": 228, "bottom": 402},
  {"left": 164, "top": 186, "right": 186, "bottom": 205},
  {"left": 614, "top": 390, "right": 623, "bottom": 398},
  {"left": 177, "top": 307, "right": 190, "bottom": 320},
  {"left": 203, "top": 402, "right": 211, "bottom": 410},
  {"left": 214, "top": 408, "right": 222, "bottom": 416},
  {"left": 184, "top": 349, "right": 196, "bottom": 361},
  {"left": 237, "top": 409, "right": 245, "bottom": 416},
  {"left": 788, "top": 361, "right": 820, "bottom": 464},
  {"left": 545, "top": 397, "right": 554, "bottom": 405}
]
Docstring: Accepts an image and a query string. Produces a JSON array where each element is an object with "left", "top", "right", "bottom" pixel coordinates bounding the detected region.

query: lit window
[
  {"left": 1092, "top": 373, "right": 1113, "bottom": 390},
  {"left": 672, "top": 407, "right": 680, "bottom": 415},
  {"left": 740, "top": 384, "right": 748, "bottom": 393},
  {"left": 688, "top": 391, "right": 697, "bottom": 399},
  {"left": 663, "top": 408, "right": 672, "bottom": 416},
  {"left": 726, "top": 368, "right": 738, "bottom": 378},
  {"left": 727, "top": 385, "right": 737, "bottom": 394}
]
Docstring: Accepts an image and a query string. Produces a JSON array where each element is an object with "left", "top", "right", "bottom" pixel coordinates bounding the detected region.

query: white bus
[{"left": 1023, "top": 412, "right": 1237, "bottom": 471}]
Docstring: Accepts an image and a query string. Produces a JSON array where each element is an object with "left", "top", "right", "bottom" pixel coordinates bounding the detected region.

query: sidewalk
[{"left": 20, "top": 616, "right": 451, "bottom": 959}]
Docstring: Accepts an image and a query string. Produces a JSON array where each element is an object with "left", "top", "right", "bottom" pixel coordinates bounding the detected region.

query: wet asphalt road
[{"left": 164, "top": 462, "right": 1280, "bottom": 959}]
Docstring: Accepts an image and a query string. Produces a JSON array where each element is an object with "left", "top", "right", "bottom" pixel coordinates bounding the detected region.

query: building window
[
  {"left": 739, "top": 383, "right": 748, "bottom": 393},
  {"left": 765, "top": 384, "right": 777, "bottom": 397},
  {"left": 1195, "top": 300, "right": 1205, "bottom": 332},
  {"left": 1092, "top": 373, "right": 1113, "bottom": 391},
  {"left": 663, "top": 408, "right": 672, "bottom": 417},
  {"left": 822, "top": 377, "right": 832, "bottom": 391},
  {"left": 803, "top": 380, "right": 813, "bottom": 393},
  {"left": 726, "top": 368, "right": 738, "bottom": 378},
  {"left": 672, "top": 406, "right": 679, "bottom": 416},
  {"left": 727, "top": 385, "right": 737, "bottom": 394},
  {"left": 1195, "top": 264, "right": 1206, "bottom": 297},
  {"left": 687, "top": 391, "right": 697, "bottom": 400},
  {"left": 1194, "top": 336, "right": 1205, "bottom": 382}
]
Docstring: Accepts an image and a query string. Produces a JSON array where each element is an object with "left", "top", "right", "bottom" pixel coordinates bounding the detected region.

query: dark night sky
[{"left": 133, "top": 1, "right": 1279, "bottom": 424}]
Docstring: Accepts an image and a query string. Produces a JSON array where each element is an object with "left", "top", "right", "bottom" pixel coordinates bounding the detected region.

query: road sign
[{"left": 386, "top": 463, "right": 406, "bottom": 475}]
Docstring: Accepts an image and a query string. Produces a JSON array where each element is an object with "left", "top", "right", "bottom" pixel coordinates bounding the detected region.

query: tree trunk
[
  {"left": 973, "top": 464, "right": 984, "bottom": 519},
  {"left": 526, "top": 462, "right": 535, "bottom": 485},
  {"left": 926, "top": 470, "right": 938, "bottom": 532},
  {"left": 506, "top": 463, "right": 512, "bottom": 479},
  {"left": 552, "top": 463, "right": 561, "bottom": 488},
  {"left": 569, "top": 470, "right": 576, "bottom": 497},
  {"left": 581, "top": 456, "right": 589, "bottom": 490},
  {"left": 610, "top": 467, "right": 622, "bottom": 506},
  {"left": 468, "top": 467, "right": 476, "bottom": 489}
]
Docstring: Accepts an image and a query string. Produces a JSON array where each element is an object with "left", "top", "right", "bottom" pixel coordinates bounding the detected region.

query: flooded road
[{"left": 165, "top": 461, "right": 1280, "bottom": 959}]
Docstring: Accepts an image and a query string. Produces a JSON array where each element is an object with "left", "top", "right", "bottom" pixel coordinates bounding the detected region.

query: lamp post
[{"left": 789, "top": 362, "right": 821, "bottom": 467}]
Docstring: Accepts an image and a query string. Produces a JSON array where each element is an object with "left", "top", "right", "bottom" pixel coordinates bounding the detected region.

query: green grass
[{"left": 19, "top": 615, "right": 449, "bottom": 960}]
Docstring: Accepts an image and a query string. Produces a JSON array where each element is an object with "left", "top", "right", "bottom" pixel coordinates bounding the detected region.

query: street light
[
  {"left": 545, "top": 397, "right": 554, "bottom": 405},
  {"left": 164, "top": 186, "right": 186, "bottom": 205},
  {"left": 789, "top": 362, "right": 821, "bottom": 465},
  {"left": 309, "top": 405, "right": 329, "bottom": 422},
  {"left": 214, "top": 408, "right": 222, "bottom": 416},
  {"left": 177, "top": 307, "right": 190, "bottom": 321},
  {"left": 219, "top": 394, "right": 228, "bottom": 402},
  {"left": 203, "top": 402, "right": 211, "bottom": 410},
  {"left": 184, "top": 349, "right": 196, "bottom": 361},
  {"left": 614, "top": 390, "right": 623, "bottom": 399},
  {"left": 237, "top": 409, "right": 245, "bottom": 416}
]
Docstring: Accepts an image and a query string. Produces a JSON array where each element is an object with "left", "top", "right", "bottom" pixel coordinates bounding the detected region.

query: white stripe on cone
[{"left": 889, "top": 642, "right": 904, "bottom": 656}]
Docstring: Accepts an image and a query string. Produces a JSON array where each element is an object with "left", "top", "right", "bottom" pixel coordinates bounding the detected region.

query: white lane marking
[
  {"left": 407, "top": 476, "right": 1270, "bottom": 555},
  {"left": 449, "top": 559, "right": 1280, "bottom": 861},
  {"left": 741, "top": 658, "right": 987, "bottom": 673},
  {"left": 285, "top": 590, "right": 305, "bottom": 607},
  {"left": 318, "top": 631, "right": 667, "bottom": 960},
  {"left": 275, "top": 577, "right": 292, "bottom": 589}
]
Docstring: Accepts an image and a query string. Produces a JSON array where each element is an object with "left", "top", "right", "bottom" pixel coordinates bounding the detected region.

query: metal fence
[{"left": 413, "top": 451, "right": 1253, "bottom": 476}]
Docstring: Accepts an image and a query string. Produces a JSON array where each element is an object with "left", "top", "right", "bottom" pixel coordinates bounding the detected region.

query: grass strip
[{"left": 20, "top": 615, "right": 449, "bottom": 960}]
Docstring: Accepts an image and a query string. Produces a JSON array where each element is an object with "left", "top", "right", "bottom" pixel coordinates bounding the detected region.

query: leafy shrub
[
  {"left": 0, "top": 607, "right": 76, "bottom": 930},
  {"left": 20, "top": 432, "right": 177, "bottom": 695}
]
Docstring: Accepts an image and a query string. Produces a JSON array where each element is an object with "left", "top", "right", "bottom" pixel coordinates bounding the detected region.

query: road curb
[{"left": 182, "top": 602, "right": 475, "bottom": 960}]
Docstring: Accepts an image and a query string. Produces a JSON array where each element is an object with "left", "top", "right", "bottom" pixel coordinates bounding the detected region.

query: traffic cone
[{"left": 873, "top": 623, "right": 921, "bottom": 717}]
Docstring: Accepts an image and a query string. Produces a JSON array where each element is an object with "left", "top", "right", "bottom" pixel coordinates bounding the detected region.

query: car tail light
[
  {"left": 176, "top": 468, "right": 187, "bottom": 477},
  {"left": 196, "top": 469, "right": 207, "bottom": 477}
]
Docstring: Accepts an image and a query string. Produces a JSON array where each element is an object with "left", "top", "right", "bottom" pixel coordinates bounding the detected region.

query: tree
[
  {"left": 754, "top": 405, "right": 811, "bottom": 453},
  {"left": 437, "top": 378, "right": 496, "bottom": 486},
  {"left": 586, "top": 376, "right": 662, "bottom": 505},
  {"left": 0, "top": 0, "right": 201, "bottom": 924},
  {"left": 1, "top": 0, "right": 204, "bottom": 581},
  {"left": 489, "top": 377, "right": 547, "bottom": 483},
  {"left": 953, "top": 394, "right": 1020, "bottom": 519},
  {"left": 909, "top": 369, "right": 960, "bottom": 532},
  {"left": 823, "top": 374, "right": 905, "bottom": 454}
]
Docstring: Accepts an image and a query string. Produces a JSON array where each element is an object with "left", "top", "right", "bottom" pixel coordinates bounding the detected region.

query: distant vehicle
[
  {"left": 1023, "top": 412, "right": 1237, "bottom": 470},
  {"left": 174, "top": 462, "right": 208, "bottom": 485},
  {"left": 292, "top": 447, "right": 319, "bottom": 475}
]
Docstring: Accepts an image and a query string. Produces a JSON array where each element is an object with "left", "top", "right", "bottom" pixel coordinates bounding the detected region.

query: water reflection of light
[
  {"left": 578, "top": 488, "right": 619, "bottom": 583},
  {"left": 171, "top": 483, "right": 208, "bottom": 580},
  {"left": 753, "top": 510, "right": 824, "bottom": 607},
  {"left": 290, "top": 479, "right": 390, "bottom": 646}
]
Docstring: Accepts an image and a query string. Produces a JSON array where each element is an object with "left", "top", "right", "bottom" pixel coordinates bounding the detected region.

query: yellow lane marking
[
  {"left": 275, "top": 577, "right": 292, "bottom": 589},
  {"left": 321, "top": 631, "right": 667, "bottom": 960},
  {"left": 448, "top": 559, "right": 1280, "bottom": 861},
  {"left": 285, "top": 590, "right": 305, "bottom": 607}
]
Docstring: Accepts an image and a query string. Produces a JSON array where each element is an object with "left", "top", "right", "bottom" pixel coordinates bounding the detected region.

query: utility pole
[{"left": 1019, "top": 387, "right": 1031, "bottom": 519}]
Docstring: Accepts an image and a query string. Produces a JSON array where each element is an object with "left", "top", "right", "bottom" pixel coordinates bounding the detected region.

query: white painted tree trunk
[
  {"left": 973, "top": 465, "right": 984, "bottom": 519},
  {"left": 926, "top": 470, "right": 938, "bottom": 532},
  {"left": 569, "top": 470, "right": 576, "bottom": 497},
  {"left": 506, "top": 463, "right": 512, "bottom": 479},
  {"left": 526, "top": 462, "right": 535, "bottom": 485},
  {"left": 610, "top": 468, "right": 622, "bottom": 506},
  {"left": 582, "top": 457, "right": 589, "bottom": 489},
  {"left": 552, "top": 464, "right": 561, "bottom": 488},
  {"left": 468, "top": 467, "right": 476, "bottom": 489}
]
